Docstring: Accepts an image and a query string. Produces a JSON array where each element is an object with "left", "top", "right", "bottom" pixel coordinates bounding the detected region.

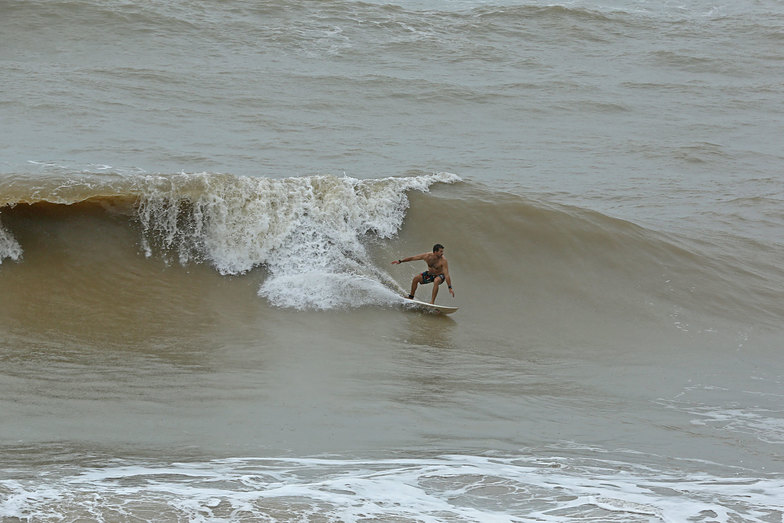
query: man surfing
[{"left": 392, "top": 243, "right": 454, "bottom": 304}]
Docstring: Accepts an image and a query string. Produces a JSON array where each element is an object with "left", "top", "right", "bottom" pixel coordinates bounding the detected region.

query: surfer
[{"left": 392, "top": 244, "right": 454, "bottom": 304}]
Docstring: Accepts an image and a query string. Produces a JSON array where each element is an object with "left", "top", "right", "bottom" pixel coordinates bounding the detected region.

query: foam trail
[{"left": 259, "top": 272, "right": 407, "bottom": 310}]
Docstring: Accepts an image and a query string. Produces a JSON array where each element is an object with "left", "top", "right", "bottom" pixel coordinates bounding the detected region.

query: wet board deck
[{"left": 405, "top": 298, "right": 459, "bottom": 314}]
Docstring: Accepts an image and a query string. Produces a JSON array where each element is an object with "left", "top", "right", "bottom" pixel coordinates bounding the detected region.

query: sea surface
[{"left": 1, "top": 0, "right": 783, "bottom": 521}]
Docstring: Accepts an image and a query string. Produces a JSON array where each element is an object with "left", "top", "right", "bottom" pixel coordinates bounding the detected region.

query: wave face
[{"left": 405, "top": 185, "right": 784, "bottom": 333}]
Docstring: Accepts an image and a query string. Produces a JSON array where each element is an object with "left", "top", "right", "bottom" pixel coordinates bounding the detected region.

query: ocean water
[{"left": 1, "top": 0, "right": 783, "bottom": 521}]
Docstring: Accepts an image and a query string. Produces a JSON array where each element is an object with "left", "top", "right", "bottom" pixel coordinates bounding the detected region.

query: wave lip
[{"left": 134, "top": 171, "right": 458, "bottom": 273}]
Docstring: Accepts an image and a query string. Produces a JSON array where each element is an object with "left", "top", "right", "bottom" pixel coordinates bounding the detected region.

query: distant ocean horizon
[{"left": 2, "top": 0, "right": 783, "bottom": 520}]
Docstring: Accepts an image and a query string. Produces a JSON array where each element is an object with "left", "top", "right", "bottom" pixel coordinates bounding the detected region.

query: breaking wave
[{"left": 2, "top": 170, "right": 782, "bottom": 326}]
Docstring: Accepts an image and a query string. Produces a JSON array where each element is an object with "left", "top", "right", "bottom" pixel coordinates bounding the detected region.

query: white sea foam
[
  {"left": 658, "top": 383, "right": 784, "bottom": 446},
  {"left": 259, "top": 271, "right": 406, "bottom": 310},
  {"left": 1, "top": 452, "right": 781, "bottom": 522},
  {"left": 0, "top": 217, "right": 22, "bottom": 264},
  {"left": 134, "top": 171, "right": 460, "bottom": 309},
  {"left": 687, "top": 405, "right": 784, "bottom": 445}
]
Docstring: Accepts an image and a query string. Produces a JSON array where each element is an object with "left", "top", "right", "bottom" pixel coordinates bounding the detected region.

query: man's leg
[
  {"left": 430, "top": 277, "right": 442, "bottom": 304},
  {"left": 409, "top": 274, "right": 423, "bottom": 299}
]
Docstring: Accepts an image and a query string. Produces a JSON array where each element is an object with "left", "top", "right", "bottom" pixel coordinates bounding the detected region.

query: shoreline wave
[{"left": 2, "top": 447, "right": 781, "bottom": 522}]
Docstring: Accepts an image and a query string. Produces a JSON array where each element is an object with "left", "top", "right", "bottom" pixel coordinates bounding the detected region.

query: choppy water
[{"left": 1, "top": 0, "right": 783, "bottom": 521}]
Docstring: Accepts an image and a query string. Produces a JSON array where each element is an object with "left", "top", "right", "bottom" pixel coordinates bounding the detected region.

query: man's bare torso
[{"left": 423, "top": 252, "right": 447, "bottom": 274}]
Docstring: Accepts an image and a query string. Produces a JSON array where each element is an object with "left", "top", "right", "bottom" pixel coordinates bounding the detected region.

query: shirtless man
[{"left": 391, "top": 243, "right": 454, "bottom": 304}]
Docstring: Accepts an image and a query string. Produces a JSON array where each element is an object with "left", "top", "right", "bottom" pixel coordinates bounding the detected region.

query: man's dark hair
[{"left": 433, "top": 243, "right": 444, "bottom": 252}]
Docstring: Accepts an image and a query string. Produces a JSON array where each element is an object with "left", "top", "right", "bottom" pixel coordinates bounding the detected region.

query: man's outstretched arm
[{"left": 391, "top": 253, "right": 427, "bottom": 264}]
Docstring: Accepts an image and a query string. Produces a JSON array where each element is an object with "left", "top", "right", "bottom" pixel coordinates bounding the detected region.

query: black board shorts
[{"left": 421, "top": 271, "right": 446, "bottom": 284}]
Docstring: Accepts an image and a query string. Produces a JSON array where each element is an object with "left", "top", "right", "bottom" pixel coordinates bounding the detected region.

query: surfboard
[{"left": 405, "top": 298, "right": 459, "bottom": 314}]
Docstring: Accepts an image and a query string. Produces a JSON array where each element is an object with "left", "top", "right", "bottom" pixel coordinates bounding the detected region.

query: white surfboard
[{"left": 405, "top": 297, "right": 459, "bottom": 314}]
